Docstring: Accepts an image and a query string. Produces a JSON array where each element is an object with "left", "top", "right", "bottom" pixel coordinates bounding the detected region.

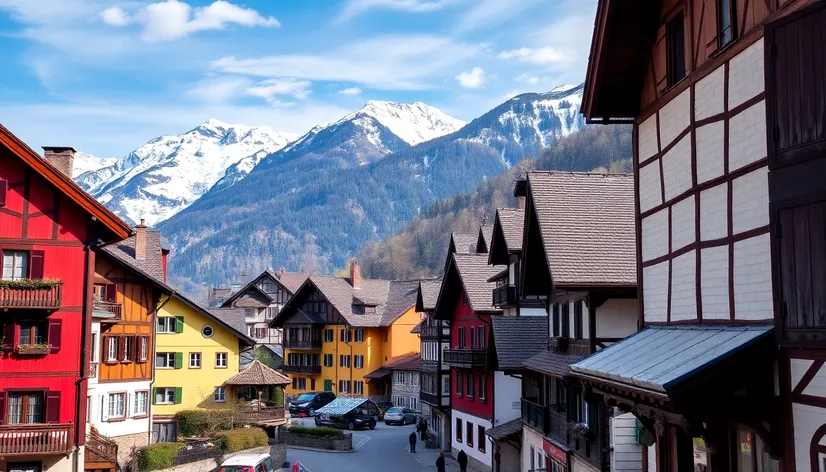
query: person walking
[
  {"left": 435, "top": 452, "right": 446, "bottom": 472},
  {"left": 457, "top": 450, "right": 468, "bottom": 472},
  {"left": 409, "top": 431, "right": 417, "bottom": 453},
  {"left": 417, "top": 418, "right": 428, "bottom": 440}
]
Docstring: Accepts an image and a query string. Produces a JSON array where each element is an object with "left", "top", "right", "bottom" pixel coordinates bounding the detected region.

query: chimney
[
  {"left": 135, "top": 219, "right": 147, "bottom": 260},
  {"left": 517, "top": 195, "right": 526, "bottom": 210},
  {"left": 42, "top": 147, "right": 76, "bottom": 178},
  {"left": 349, "top": 260, "right": 360, "bottom": 288},
  {"left": 280, "top": 267, "right": 286, "bottom": 277}
]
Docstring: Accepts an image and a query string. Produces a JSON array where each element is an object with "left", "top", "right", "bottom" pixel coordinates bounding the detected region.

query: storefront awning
[{"left": 571, "top": 325, "right": 774, "bottom": 395}]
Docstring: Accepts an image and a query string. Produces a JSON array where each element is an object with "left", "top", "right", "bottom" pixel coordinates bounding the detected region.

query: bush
[
  {"left": 138, "top": 443, "right": 184, "bottom": 471},
  {"left": 287, "top": 426, "right": 344, "bottom": 438},
  {"left": 215, "top": 428, "right": 269, "bottom": 453},
  {"left": 175, "top": 410, "right": 232, "bottom": 437}
]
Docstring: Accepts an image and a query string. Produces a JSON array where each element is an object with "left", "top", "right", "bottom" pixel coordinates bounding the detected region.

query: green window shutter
[
  {"left": 175, "top": 316, "right": 184, "bottom": 333},
  {"left": 174, "top": 352, "right": 183, "bottom": 369},
  {"left": 174, "top": 387, "right": 183, "bottom": 404},
  {"left": 324, "top": 379, "right": 332, "bottom": 392},
  {"left": 152, "top": 388, "right": 158, "bottom": 405}
]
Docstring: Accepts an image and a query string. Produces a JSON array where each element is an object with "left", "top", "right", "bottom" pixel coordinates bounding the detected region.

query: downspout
[
  {"left": 74, "top": 240, "right": 96, "bottom": 472},
  {"left": 147, "top": 293, "right": 172, "bottom": 444}
]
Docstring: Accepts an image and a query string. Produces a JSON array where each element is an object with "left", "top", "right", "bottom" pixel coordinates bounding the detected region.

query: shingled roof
[
  {"left": 490, "top": 316, "right": 548, "bottom": 370},
  {"left": 450, "top": 232, "right": 478, "bottom": 254},
  {"left": 527, "top": 171, "right": 636, "bottom": 286},
  {"left": 384, "top": 353, "right": 421, "bottom": 371},
  {"left": 100, "top": 231, "right": 165, "bottom": 281},
  {"left": 478, "top": 224, "right": 494, "bottom": 253},
  {"left": 452, "top": 254, "right": 505, "bottom": 313},
  {"left": 382, "top": 280, "right": 419, "bottom": 326},
  {"left": 223, "top": 360, "right": 290, "bottom": 386},
  {"left": 522, "top": 349, "right": 583, "bottom": 378},
  {"left": 497, "top": 208, "right": 525, "bottom": 252},
  {"left": 416, "top": 279, "right": 442, "bottom": 312},
  {"left": 223, "top": 268, "right": 307, "bottom": 307}
]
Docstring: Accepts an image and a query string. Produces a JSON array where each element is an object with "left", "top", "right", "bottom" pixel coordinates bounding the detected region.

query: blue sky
[{"left": 0, "top": 0, "right": 597, "bottom": 157}]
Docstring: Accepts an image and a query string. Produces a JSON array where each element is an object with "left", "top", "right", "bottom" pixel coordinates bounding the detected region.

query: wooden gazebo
[{"left": 223, "top": 361, "right": 290, "bottom": 426}]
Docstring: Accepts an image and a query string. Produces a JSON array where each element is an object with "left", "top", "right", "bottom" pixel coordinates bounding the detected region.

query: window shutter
[
  {"left": 2, "top": 322, "right": 15, "bottom": 351},
  {"left": 704, "top": 0, "right": 719, "bottom": 56},
  {"left": 105, "top": 284, "right": 117, "bottom": 303},
  {"left": 45, "top": 391, "right": 61, "bottom": 423},
  {"left": 174, "top": 352, "right": 183, "bottom": 369},
  {"left": 0, "top": 179, "right": 7, "bottom": 207},
  {"left": 48, "top": 318, "right": 62, "bottom": 353},
  {"left": 117, "top": 336, "right": 124, "bottom": 361},
  {"left": 29, "top": 250, "right": 45, "bottom": 280},
  {"left": 0, "top": 392, "right": 6, "bottom": 425},
  {"left": 102, "top": 335, "right": 111, "bottom": 363},
  {"left": 152, "top": 388, "right": 159, "bottom": 405},
  {"left": 173, "top": 387, "right": 183, "bottom": 404},
  {"left": 588, "top": 401, "right": 598, "bottom": 432},
  {"left": 175, "top": 316, "right": 184, "bottom": 333},
  {"left": 128, "top": 336, "right": 136, "bottom": 361}
]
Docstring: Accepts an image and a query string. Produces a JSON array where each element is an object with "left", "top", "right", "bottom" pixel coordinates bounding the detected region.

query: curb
[{"left": 285, "top": 445, "right": 356, "bottom": 454}]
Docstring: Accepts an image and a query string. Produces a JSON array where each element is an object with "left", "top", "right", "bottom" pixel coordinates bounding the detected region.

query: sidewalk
[{"left": 408, "top": 447, "right": 460, "bottom": 471}]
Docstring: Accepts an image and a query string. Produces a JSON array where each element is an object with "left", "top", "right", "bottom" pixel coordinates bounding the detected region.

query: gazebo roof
[{"left": 223, "top": 361, "right": 291, "bottom": 386}]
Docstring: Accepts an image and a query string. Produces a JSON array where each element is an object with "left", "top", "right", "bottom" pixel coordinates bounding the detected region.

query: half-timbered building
[
  {"left": 0, "top": 128, "right": 131, "bottom": 472},
  {"left": 579, "top": 1, "right": 826, "bottom": 470}
]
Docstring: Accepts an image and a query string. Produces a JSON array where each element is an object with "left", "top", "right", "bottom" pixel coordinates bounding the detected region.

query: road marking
[{"left": 352, "top": 434, "right": 371, "bottom": 450}]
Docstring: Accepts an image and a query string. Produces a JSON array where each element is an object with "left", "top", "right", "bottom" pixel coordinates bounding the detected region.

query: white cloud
[
  {"left": 337, "top": 0, "right": 460, "bottom": 21},
  {"left": 515, "top": 74, "right": 540, "bottom": 85},
  {"left": 186, "top": 76, "right": 251, "bottom": 103},
  {"left": 212, "top": 35, "right": 480, "bottom": 90},
  {"left": 102, "top": 0, "right": 280, "bottom": 42},
  {"left": 338, "top": 87, "right": 362, "bottom": 95},
  {"left": 455, "top": 67, "right": 485, "bottom": 89},
  {"left": 247, "top": 78, "right": 312, "bottom": 102},
  {"left": 456, "top": 0, "right": 540, "bottom": 32},
  {"left": 101, "top": 6, "right": 131, "bottom": 25},
  {"left": 498, "top": 47, "right": 567, "bottom": 65}
]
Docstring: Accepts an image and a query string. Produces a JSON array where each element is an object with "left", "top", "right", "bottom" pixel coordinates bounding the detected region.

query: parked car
[
  {"left": 288, "top": 392, "right": 336, "bottom": 416},
  {"left": 218, "top": 453, "right": 273, "bottom": 472},
  {"left": 383, "top": 407, "right": 417, "bottom": 425},
  {"left": 314, "top": 399, "right": 380, "bottom": 430}
]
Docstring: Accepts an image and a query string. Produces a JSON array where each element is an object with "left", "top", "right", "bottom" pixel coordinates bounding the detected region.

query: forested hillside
[{"left": 358, "top": 124, "right": 633, "bottom": 280}]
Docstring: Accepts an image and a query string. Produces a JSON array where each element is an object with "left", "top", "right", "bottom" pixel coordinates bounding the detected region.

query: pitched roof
[
  {"left": 450, "top": 232, "right": 478, "bottom": 254},
  {"left": 416, "top": 280, "right": 442, "bottom": 312},
  {"left": 485, "top": 418, "right": 523, "bottom": 441},
  {"left": 208, "top": 308, "right": 249, "bottom": 337},
  {"left": 223, "top": 269, "right": 306, "bottom": 307},
  {"left": 411, "top": 320, "right": 423, "bottom": 334},
  {"left": 490, "top": 316, "right": 548, "bottom": 370},
  {"left": 496, "top": 208, "right": 525, "bottom": 252},
  {"left": 527, "top": 171, "right": 636, "bottom": 287},
  {"left": 478, "top": 224, "right": 494, "bottom": 253},
  {"left": 100, "top": 231, "right": 165, "bottom": 281},
  {"left": 263, "top": 344, "right": 284, "bottom": 359},
  {"left": 522, "top": 349, "right": 583, "bottom": 377},
  {"left": 173, "top": 293, "right": 256, "bottom": 346},
  {"left": 365, "top": 367, "right": 391, "bottom": 379},
  {"left": 452, "top": 253, "right": 505, "bottom": 313},
  {"left": 223, "top": 360, "right": 290, "bottom": 386},
  {"left": 384, "top": 353, "right": 421, "bottom": 371},
  {"left": 382, "top": 280, "right": 419, "bottom": 326},
  {"left": 0, "top": 124, "right": 131, "bottom": 240},
  {"left": 312, "top": 275, "right": 390, "bottom": 327}
]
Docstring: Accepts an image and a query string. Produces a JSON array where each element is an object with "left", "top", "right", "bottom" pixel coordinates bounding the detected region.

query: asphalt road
[{"left": 285, "top": 418, "right": 459, "bottom": 472}]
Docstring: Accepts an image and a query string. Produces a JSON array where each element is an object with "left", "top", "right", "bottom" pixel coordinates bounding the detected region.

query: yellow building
[
  {"left": 271, "top": 263, "right": 422, "bottom": 402},
  {"left": 151, "top": 293, "right": 255, "bottom": 441}
]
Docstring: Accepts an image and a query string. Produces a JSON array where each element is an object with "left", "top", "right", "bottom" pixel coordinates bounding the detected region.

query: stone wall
[
  {"left": 149, "top": 443, "right": 286, "bottom": 472},
  {"left": 282, "top": 431, "right": 352, "bottom": 451},
  {"left": 112, "top": 431, "right": 150, "bottom": 466},
  {"left": 392, "top": 371, "right": 421, "bottom": 410}
]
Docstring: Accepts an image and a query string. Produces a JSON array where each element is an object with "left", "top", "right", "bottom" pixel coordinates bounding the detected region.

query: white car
[{"left": 218, "top": 453, "right": 274, "bottom": 472}]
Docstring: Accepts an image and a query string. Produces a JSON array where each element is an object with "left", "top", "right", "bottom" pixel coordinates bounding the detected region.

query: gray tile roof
[
  {"left": 451, "top": 232, "right": 478, "bottom": 254},
  {"left": 485, "top": 418, "right": 523, "bottom": 441},
  {"left": 100, "top": 231, "right": 165, "bottom": 281},
  {"left": 208, "top": 308, "right": 249, "bottom": 336},
  {"left": 571, "top": 325, "right": 774, "bottom": 393},
  {"left": 522, "top": 349, "right": 583, "bottom": 377},
  {"left": 263, "top": 344, "right": 283, "bottom": 359},
  {"left": 384, "top": 353, "right": 421, "bottom": 371},
  {"left": 268, "top": 268, "right": 308, "bottom": 294},
  {"left": 452, "top": 253, "right": 505, "bottom": 313},
  {"left": 479, "top": 225, "right": 494, "bottom": 253},
  {"left": 527, "top": 171, "right": 636, "bottom": 286},
  {"left": 491, "top": 316, "right": 548, "bottom": 370},
  {"left": 496, "top": 208, "right": 525, "bottom": 252},
  {"left": 382, "top": 280, "right": 419, "bottom": 326},
  {"left": 310, "top": 275, "right": 390, "bottom": 327},
  {"left": 416, "top": 280, "right": 442, "bottom": 312}
]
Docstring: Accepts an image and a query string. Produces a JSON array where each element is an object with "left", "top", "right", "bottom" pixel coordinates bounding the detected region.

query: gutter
[
  {"left": 148, "top": 293, "right": 173, "bottom": 444},
  {"left": 73, "top": 240, "right": 96, "bottom": 472}
]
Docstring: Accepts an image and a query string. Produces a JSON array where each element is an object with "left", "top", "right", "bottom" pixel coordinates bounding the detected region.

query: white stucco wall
[
  {"left": 520, "top": 306, "right": 547, "bottom": 317},
  {"left": 595, "top": 299, "right": 638, "bottom": 339},
  {"left": 493, "top": 371, "right": 521, "bottom": 425},
  {"left": 89, "top": 380, "right": 152, "bottom": 438},
  {"left": 521, "top": 426, "right": 545, "bottom": 472},
  {"left": 452, "top": 410, "right": 492, "bottom": 468}
]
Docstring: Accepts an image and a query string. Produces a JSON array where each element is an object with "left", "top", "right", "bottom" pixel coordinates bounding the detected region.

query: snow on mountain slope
[
  {"left": 349, "top": 101, "right": 465, "bottom": 146},
  {"left": 73, "top": 152, "right": 113, "bottom": 176},
  {"left": 74, "top": 119, "right": 297, "bottom": 225}
]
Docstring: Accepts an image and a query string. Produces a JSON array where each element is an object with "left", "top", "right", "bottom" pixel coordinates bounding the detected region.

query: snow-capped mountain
[{"left": 74, "top": 119, "right": 298, "bottom": 225}]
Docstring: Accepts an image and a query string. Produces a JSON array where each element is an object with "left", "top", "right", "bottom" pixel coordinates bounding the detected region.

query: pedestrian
[
  {"left": 457, "top": 450, "right": 468, "bottom": 472},
  {"left": 435, "top": 452, "right": 446, "bottom": 472},
  {"left": 418, "top": 418, "right": 427, "bottom": 440},
  {"left": 409, "top": 431, "right": 417, "bottom": 453}
]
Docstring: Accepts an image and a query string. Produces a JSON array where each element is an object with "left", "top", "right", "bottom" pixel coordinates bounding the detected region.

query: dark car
[
  {"left": 288, "top": 392, "right": 336, "bottom": 416},
  {"left": 314, "top": 399, "right": 379, "bottom": 430}
]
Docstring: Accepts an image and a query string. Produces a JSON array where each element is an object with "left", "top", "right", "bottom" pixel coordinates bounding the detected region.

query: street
[{"left": 286, "top": 418, "right": 459, "bottom": 472}]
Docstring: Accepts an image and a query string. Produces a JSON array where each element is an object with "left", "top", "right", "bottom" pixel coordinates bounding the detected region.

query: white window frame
[
  {"left": 189, "top": 353, "right": 201, "bottom": 368},
  {"left": 354, "top": 381, "right": 364, "bottom": 395},
  {"left": 139, "top": 337, "right": 148, "bottom": 361},
  {"left": 107, "top": 393, "right": 126, "bottom": 420},
  {"left": 155, "top": 388, "right": 175, "bottom": 405},
  {"left": 156, "top": 317, "right": 175, "bottom": 334},
  {"left": 341, "top": 329, "right": 352, "bottom": 342},
  {"left": 122, "top": 336, "right": 132, "bottom": 361},
  {"left": 156, "top": 352, "right": 175, "bottom": 369},
  {"left": 355, "top": 329, "right": 364, "bottom": 342},
  {"left": 2, "top": 250, "right": 29, "bottom": 280},
  {"left": 355, "top": 355, "right": 363, "bottom": 369},
  {"left": 215, "top": 352, "right": 228, "bottom": 368},
  {"left": 340, "top": 355, "right": 350, "bottom": 368},
  {"left": 134, "top": 391, "right": 148, "bottom": 416},
  {"left": 91, "top": 333, "right": 99, "bottom": 363},
  {"left": 214, "top": 387, "right": 226, "bottom": 403},
  {"left": 107, "top": 337, "right": 118, "bottom": 362}
]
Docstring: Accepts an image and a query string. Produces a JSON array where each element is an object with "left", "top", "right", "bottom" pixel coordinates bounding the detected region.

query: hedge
[
  {"left": 215, "top": 428, "right": 269, "bottom": 453},
  {"left": 287, "top": 426, "right": 344, "bottom": 438},
  {"left": 138, "top": 443, "right": 184, "bottom": 471},
  {"left": 0, "top": 278, "right": 61, "bottom": 289},
  {"left": 175, "top": 409, "right": 232, "bottom": 437}
]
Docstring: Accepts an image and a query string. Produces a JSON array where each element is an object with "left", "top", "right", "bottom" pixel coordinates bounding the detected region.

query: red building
[{"left": 0, "top": 126, "right": 130, "bottom": 472}]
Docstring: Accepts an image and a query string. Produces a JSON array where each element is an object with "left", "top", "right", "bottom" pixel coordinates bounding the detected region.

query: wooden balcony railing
[
  {"left": 86, "top": 429, "right": 118, "bottom": 463},
  {"left": 521, "top": 398, "right": 548, "bottom": 434},
  {"left": 420, "top": 326, "right": 449, "bottom": 339},
  {"left": 420, "top": 391, "right": 443, "bottom": 408},
  {"left": 0, "top": 424, "right": 73, "bottom": 455},
  {"left": 283, "top": 339, "right": 323, "bottom": 350},
  {"left": 443, "top": 349, "right": 487, "bottom": 368},
  {"left": 94, "top": 301, "right": 122, "bottom": 320},
  {"left": 0, "top": 283, "right": 62, "bottom": 310},
  {"left": 236, "top": 406, "right": 286, "bottom": 424},
  {"left": 492, "top": 286, "right": 517, "bottom": 308},
  {"left": 281, "top": 365, "right": 321, "bottom": 375}
]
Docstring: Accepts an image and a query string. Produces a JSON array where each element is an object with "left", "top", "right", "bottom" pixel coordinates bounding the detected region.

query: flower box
[
  {"left": 549, "top": 336, "right": 569, "bottom": 352},
  {"left": 17, "top": 344, "right": 52, "bottom": 355},
  {"left": 568, "top": 422, "right": 592, "bottom": 440}
]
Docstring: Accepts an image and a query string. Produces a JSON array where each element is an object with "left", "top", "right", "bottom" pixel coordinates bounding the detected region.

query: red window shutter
[
  {"left": 116, "top": 336, "right": 124, "bottom": 361},
  {"left": 48, "top": 318, "right": 62, "bottom": 353},
  {"left": 0, "top": 392, "right": 5, "bottom": 424},
  {"left": 128, "top": 335, "right": 137, "bottom": 361},
  {"left": 0, "top": 179, "right": 6, "bottom": 207},
  {"left": 102, "top": 335, "right": 111, "bottom": 363},
  {"left": 105, "top": 284, "right": 117, "bottom": 303},
  {"left": 703, "top": 0, "right": 719, "bottom": 56},
  {"left": 45, "top": 391, "right": 61, "bottom": 424},
  {"left": 2, "top": 323, "right": 15, "bottom": 351},
  {"left": 29, "top": 250, "right": 45, "bottom": 280}
]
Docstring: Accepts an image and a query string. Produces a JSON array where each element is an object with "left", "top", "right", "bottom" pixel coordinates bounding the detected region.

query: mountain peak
[
  {"left": 345, "top": 100, "right": 466, "bottom": 146},
  {"left": 550, "top": 84, "right": 577, "bottom": 93}
]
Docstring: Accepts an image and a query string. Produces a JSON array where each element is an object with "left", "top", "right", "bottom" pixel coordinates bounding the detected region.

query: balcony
[
  {"left": 236, "top": 406, "right": 286, "bottom": 425},
  {"left": 420, "top": 390, "right": 445, "bottom": 408},
  {"left": 94, "top": 300, "right": 122, "bottom": 321},
  {"left": 0, "top": 423, "right": 73, "bottom": 455},
  {"left": 420, "top": 325, "right": 449, "bottom": 339},
  {"left": 86, "top": 429, "right": 117, "bottom": 464},
  {"left": 421, "top": 359, "right": 441, "bottom": 372},
  {"left": 0, "top": 281, "right": 62, "bottom": 310},
  {"left": 282, "top": 364, "right": 321, "bottom": 375},
  {"left": 283, "top": 339, "right": 323, "bottom": 350},
  {"left": 521, "top": 398, "right": 548, "bottom": 434},
  {"left": 492, "top": 285, "right": 517, "bottom": 308},
  {"left": 443, "top": 348, "right": 486, "bottom": 368}
]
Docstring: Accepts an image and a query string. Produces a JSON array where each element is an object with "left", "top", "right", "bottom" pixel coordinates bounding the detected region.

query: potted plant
[
  {"left": 17, "top": 343, "right": 52, "bottom": 355},
  {"left": 549, "top": 336, "right": 569, "bottom": 352},
  {"left": 568, "top": 422, "right": 592, "bottom": 440}
]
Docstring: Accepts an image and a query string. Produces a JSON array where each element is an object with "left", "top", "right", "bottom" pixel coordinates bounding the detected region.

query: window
[
  {"left": 470, "top": 327, "right": 475, "bottom": 348},
  {"left": 324, "top": 329, "right": 334, "bottom": 342},
  {"left": 292, "top": 378, "right": 307, "bottom": 390},
  {"left": 477, "top": 326, "right": 485, "bottom": 348},
  {"left": 201, "top": 326, "right": 214, "bottom": 338},
  {"left": 456, "top": 418, "right": 463, "bottom": 442},
  {"left": 2, "top": 250, "right": 28, "bottom": 280},
  {"left": 340, "top": 355, "right": 350, "bottom": 367},
  {"left": 214, "top": 387, "right": 226, "bottom": 403},
  {"left": 718, "top": 0, "right": 735, "bottom": 47},
  {"left": 107, "top": 337, "right": 118, "bottom": 362},
  {"left": 139, "top": 336, "right": 148, "bottom": 362},
  {"left": 561, "top": 303, "right": 570, "bottom": 338},
  {"left": 216, "top": 352, "right": 228, "bottom": 368},
  {"left": 456, "top": 372, "right": 463, "bottom": 396},
  {"left": 552, "top": 304, "right": 560, "bottom": 337},
  {"left": 7, "top": 391, "right": 44, "bottom": 424},
  {"left": 155, "top": 388, "right": 176, "bottom": 405},
  {"left": 265, "top": 307, "right": 277, "bottom": 320},
  {"left": 573, "top": 302, "right": 583, "bottom": 340},
  {"left": 324, "top": 354, "right": 333, "bottom": 367},
  {"left": 107, "top": 393, "right": 125, "bottom": 419},
  {"left": 245, "top": 309, "right": 256, "bottom": 319},
  {"left": 156, "top": 352, "right": 176, "bottom": 369},
  {"left": 355, "top": 355, "right": 364, "bottom": 369},
  {"left": 354, "top": 381, "right": 364, "bottom": 395},
  {"left": 572, "top": 390, "right": 590, "bottom": 426},
  {"left": 478, "top": 425, "right": 486, "bottom": 452},
  {"left": 355, "top": 329, "right": 365, "bottom": 342},
  {"left": 458, "top": 327, "right": 465, "bottom": 348},
  {"left": 134, "top": 391, "right": 148, "bottom": 416},
  {"left": 341, "top": 329, "right": 352, "bottom": 342},
  {"left": 339, "top": 380, "right": 351, "bottom": 393},
  {"left": 410, "top": 397, "right": 418, "bottom": 410},
  {"left": 91, "top": 333, "right": 99, "bottom": 362},
  {"left": 189, "top": 353, "right": 201, "bottom": 368},
  {"left": 122, "top": 336, "right": 132, "bottom": 361},
  {"left": 156, "top": 317, "right": 175, "bottom": 333},
  {"left": 18, "top": 321, "right": 46, "bottom": 345},
  {"left": 152, "top": 422, "right": 177, "bottom": 443},
  {"left": 255, "top": 327, "right": 266, "bottom": 339},
  {"left": 479, "top": 376, "right": 487, "bottom": 401},
  {"left": 667, "top": 11, "right": 687, "bottom": 87},
  {"left": 467, "top": 421, "right": 474, "bottom": 448},
  {"left": 443, "top": 376, "right": 450, "bottom": 395},
  {"left": 467, "top": 373, "right": 474, "bottom": 398}
]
